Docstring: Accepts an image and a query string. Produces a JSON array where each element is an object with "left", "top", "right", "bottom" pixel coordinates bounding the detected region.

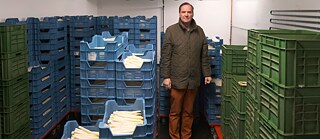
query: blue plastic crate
[
  {"left": 30, "top": 103, "right": 54, "bottom": 126},
  {"left": 134, "top": 29, "right": 157, "bottom": 40},
  {"left": 116, "top": 69, "right": 155, "bottom": 81},
  {"left": 113, "top": 16, "right": 135, "bottom": 29},
  {"left": 80, "top": 79, "right": 116, "bottom": 88},
  {"left": 80, "top": 38, "right": 125, "bottom": 61},
  {"left": 54, "top": 84, "right": 70, "bottom": 103},
  {"left": 101, "top": 31, "right": 128, "bottom": 47},
  {"left": 116, "top": 89, "right": 156, "bottom": 106},
  {"left": 31, "top": 112, "right": 55, "bottom": 135},
  {"left": 205, "top": 104, "right": 221, "bottom": 115},
  {"left": 113, "top": 29, "right": 134, "bottom": 38},
  {"left": 115, "top": 85, "right": 155, "bottom": 98},
  {"left": 159, "top": 106, "right": 170, "bottom": 116},
  {"left": 159, "top": 96, "right": 170, "bottom": 107},
  {"left": 37, "top": 33, "right": 67, "bottom": 45},
  {"left": 81, "top": 114, "right": 104, "bottom": 126},
  {"left": 80, "top": 87, "right": 116, "bottom": 98},
  {"left": 81, "top": 97, "right": 115, "bottom": 115},
  {"left": 115, "top": 76, "right": 155, "bottom": 89},
  {"left": 134, "top": 16, "right": 157, "bottom": 29},
  {"left": 134, "top": 39, "right": 157, "bottom": 44},
  {"left": 61, "top": 120, "right": 99, "bottom": 139},
  {"left": 30, "top": 95, "right": 54, "bottom": 118},
  {"left": 69, "top": 30, "right": 95, "bottom": 38},
  {"left": 69, "top": 16, "right": 96, "bottom": 28},
  {"left": 98, "top": 98, "right": 147, "bottom": 138},
  {"left": 80, "top": 60, "right": 115, "bottom": 71},
  {"left": 80, "top": 69, "right": 115, "bottom": 80},
  {"left": 145, "top": 100, "right": 156, "bottom": 116},
  {"left": 205, "top": 94, "right": 222, "bottom": 105},
  {"left": 95, "top": 16, "right": 109, "bottom": 25},
  {"left": 116, "top": 51, "right": 156, "bottom": 72},
  {"left": 36, "top": 42, "right": 67, "bottom": 56},
  {"left": 29, "top": 86, "right": 53, "bottom": 105},
  {"left": 125, "top": 44, "right": 154, "bottom": 54},
  {"left": 38, "top": 17, "right": 66, "bottom": 29},
  {"left": 55, "top": 101, "right": 70, "bottom": 122},
  {"left": 205, "top": 114, "right": 221, "bottom": 125},
  {"left": 29, "top": 73, "right": 54, "bottom": 93},
  {"left": 159, "top": 86, "right": 170, "bottom": 97}
]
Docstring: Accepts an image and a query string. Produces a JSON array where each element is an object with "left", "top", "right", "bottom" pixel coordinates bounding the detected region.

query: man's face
[{"left": 179, "top": 5, "right": 193, "bottom": 23}]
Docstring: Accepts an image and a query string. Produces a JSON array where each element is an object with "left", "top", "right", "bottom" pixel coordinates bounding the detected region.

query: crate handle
[
  {"left": 265, "top": 79, "right": 274, "bottom": 90},
  {"left": 265, "top": 38, "right": 275, "bottom": 45}
]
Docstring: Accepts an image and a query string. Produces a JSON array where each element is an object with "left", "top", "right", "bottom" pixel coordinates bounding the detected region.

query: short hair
[{"left": 179, "top": 2, "right": 194, "bottom": 13}]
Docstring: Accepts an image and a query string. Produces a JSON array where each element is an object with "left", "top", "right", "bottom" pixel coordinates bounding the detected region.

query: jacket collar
[{"left": 179, "top": 18, "right": 197, "bottom": 32}]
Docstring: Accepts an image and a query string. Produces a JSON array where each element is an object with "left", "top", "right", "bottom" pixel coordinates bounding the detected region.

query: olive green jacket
[{"left": 160, "top": 19, "right": 211, "bottom": 89}]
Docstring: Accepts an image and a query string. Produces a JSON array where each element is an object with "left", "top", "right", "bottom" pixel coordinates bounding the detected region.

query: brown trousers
[{"left": 169, "top": 88, "right": 197, "bottom": 139}]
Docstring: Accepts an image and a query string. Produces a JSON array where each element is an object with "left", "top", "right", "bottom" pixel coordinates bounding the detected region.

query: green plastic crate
[
  {"left": 0, "top": 99, "right": 30, "bottom": 134},
  {"left": 0, "top": 74, "right": 28, "bottom": 108},
  {"left": 222, "top": 73, "right": 233, "bottom": 97},
  {"left": 221, "top": 119, "right": 231, "bottom": 139},
  {"left": 229, "top": 104, "right": 246, "bottom": 139},
  {"left": 0, "top": 50, "right": 28, "bottom": 80},
  {"left": 222, "top": 45, "right": 247, "bottom": 75},
  {"left": 0, "top": 24, "right": 27, "bottom": 54},
  {"left": 245, "top": 93, "right": 259, "bottom": 139},
  {"left": 231, "top": 75, "right": 247, "bottom": 114},
  {"left": 247, "top": 29, "right": 320, "bottom": 69},
  {"left": 259, "top": 76, "right": 320, "bottom": 136},
  {"left": 260, "top": 34, "right": 320, "bottom": 87},
  {"left": 221, "top": 97, "right": 231, "bottom": 121},
  {"left": 0, "top": 122, "right": 30, "bottom": 139},
  {"left": 246, "top": 60, "right": 259, "bottom": 103}
]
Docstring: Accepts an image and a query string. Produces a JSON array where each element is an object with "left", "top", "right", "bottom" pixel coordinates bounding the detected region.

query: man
[{"left": 160, "top": 2, "right": 212, "bottom": 139}]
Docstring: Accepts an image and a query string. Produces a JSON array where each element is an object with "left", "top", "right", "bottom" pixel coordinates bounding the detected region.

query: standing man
[{"left": 160, "top": 2, "right": 212, "bottom": 139}]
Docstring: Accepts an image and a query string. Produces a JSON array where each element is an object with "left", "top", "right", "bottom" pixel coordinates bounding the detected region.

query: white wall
[
  {"left": 0, "top": 0, "right": 98, "bottom": 21},
  {"left": 231, "top": 0, "right": 320, "bottom": 45}
]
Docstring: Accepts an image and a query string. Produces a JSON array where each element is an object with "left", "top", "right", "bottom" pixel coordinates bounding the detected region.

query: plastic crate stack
[
  {"left": 159, "top": 78, "right": 170, "bottom": 117},
  {"left": 221, "top": 45, "right": 247, "bottom": 139},
  {"left": 246, "top": 29, "right": 320, "bottom": 139},
  {"left": 95, "top": 16, "right": 112, "bottom": 35},
  {"left": 28, "top": 17, "right": 70, "bottom": 138},
  {"left": 134, "top": 16, "right": 157, "bottom": 49},
  {"left": 0, "top": 24, "right": 30, "bottom": 139},
  {"left": 208, "top": 37, "right": 223, "bottom": 78},
  {"left": 68, "top": 16, "right": 96, "bottom": 111},
  {"left": 80, "top": 31, "right": 126, "bottom": 125},
  {"left": 201, "top": 79, "right": 222, "bottom": 126},
  {"left": 113, "top": 16, "right": 135, "bottom": 43},
  {"left": 116, "top": 44, "right": 157, "bottom": 138}
]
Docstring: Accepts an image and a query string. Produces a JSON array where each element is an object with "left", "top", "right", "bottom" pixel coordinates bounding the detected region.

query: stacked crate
[
  {"left": 0, "top": 24, "right": 30, "bottom": 139},
  {"left": 113, "top": 16, "right": 135, "bottom": 43},
  {"left": 116, "top": 47, "right": 157, "bottom": 137},
  {"left": 229, "top": 75, "right": 247, "bottom": 139},
  {"left": 134, "top": 16, "right": 157, "bottom": 49},
  {"left": 202, "top": 37, "right": 223, "bottom": 126},
  {"left": 28, "top": 17, "right": 69, "bottom": 138},
  {"left": 208, "top": 37, "right": 223, "bottom": 78},
  {"left": 95, "top": 16, "right": 111, "bottom": 35},
  {"left": 250, "top": 30, "right": 320, "bottom": 139},
  {"left": 159, "top": 78, "right": 170, "bottom": 117},
  {"left": 80, "top": 32, "right": 126, "bottom": 125},
  {"left": 221, "top": 45, "right": 247, "bottom": 139},
  {"left": 68, "top": 16, "right": 96, "bottom": 111}
]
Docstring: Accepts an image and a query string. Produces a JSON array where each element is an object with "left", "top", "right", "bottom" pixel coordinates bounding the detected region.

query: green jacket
[{"left": 160, "top": 19, "right": 211, "bottom": 89}]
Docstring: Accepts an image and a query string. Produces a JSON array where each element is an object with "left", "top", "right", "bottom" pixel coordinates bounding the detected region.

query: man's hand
[
  {"left": 162, "top": 78, "right": 171, "bottom": 90},
  {"left": 204, "top": 76, "right": 212, "bottom": 85}
]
